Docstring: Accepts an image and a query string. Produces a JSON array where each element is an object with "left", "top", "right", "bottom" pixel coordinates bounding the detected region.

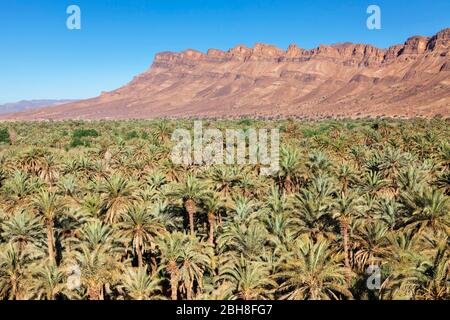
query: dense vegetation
[{"left": 0, "top": 118, "right": 448, "bottom": 300}]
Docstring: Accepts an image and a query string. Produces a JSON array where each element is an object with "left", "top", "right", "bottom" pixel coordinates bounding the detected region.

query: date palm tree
[
  {"left": 178, "top": 237, "right": 214, "bottom": 299},
  {"left": 157, "top": 232, "right": 213, "bottom": 300},
  {"left": 32, "top": 189, "right": 64, "bottom": 265},
  {"left": 3, "top": 171, "right": 36, "bottom": 212},
  {"left": 361, "top": 170, "right": 388, "bottom": 196},
  {"left": 336, "top": 164, "right": 357, "bottom": 194},
  {"left": 306, "top": 151, "right": 332, "bottom": 176},
  {"left": 156, "top": 232, "right": 186, "bottom": 300},
  {"left": 293, "top": 176, "right": 335, "bottom": 240},
  {"left": 279, "top": 146, "right": 300, "bottom": 193},
  {"left": 30, "top": 264, "right": 65, "bottom": 300},
  {"left": 167, "top": 174, "right": 210, "bottom": 235},
  {"left": 220, "top": 256, "right": 276, "bottom": 300},
  {"left": 0, "top": 243, "right": 36, "bottom": 300},
  {"left": 117, "top": 204, "right": 165, "bottom": 268},
  {"left": 407, "top": 242, "right": 450, "bottom": 300},
  {"left": 1, "top": 210, "right": 44, "bottom": 253},
  {"left": 100, "top": 174, "right": 138, "bottom": 224},
  {"left": 118, "top": 266, "right": 163, "bottom": 300},
  {"left": 398, "top": 188, "right": 449, "bottom": 234},
  {"left": 353, "top": 221, "right": 390, "bottom": 271},
  {"left": 332, "top": 192, "right": 361, "bottom": 276},
  {"left": 276, "top": 239, "right": 352, "bottom": 300},
  {"left": 73, "top": 243, "right": 121, "bottom": 300},
  {"left": 217, "top": 222, "right": 268, "bottom": 260},
  {"left": 201, "top": 192, "right": 223, "bottom": 245},
  {"left": 207, "top": 166, "right": 238, "bottom": 202},
  {"left": 78, "top": 220, "right": 115, "bottom": 250}
]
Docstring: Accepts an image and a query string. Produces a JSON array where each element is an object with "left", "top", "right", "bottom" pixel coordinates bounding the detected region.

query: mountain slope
[{"left": 2, "top": 28, "right": 449, "bottom": 120}]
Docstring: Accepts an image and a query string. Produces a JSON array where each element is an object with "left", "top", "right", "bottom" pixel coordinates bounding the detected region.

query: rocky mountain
[
  {"left": 0, "top": 100, "right": 78, "bottom": 114},
  {"left": 2, "top": 28, "right": 449, "bottom": 120}
]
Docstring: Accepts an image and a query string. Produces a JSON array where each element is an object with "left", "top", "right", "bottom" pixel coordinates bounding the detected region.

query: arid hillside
[{"left": 2, "top": 28, "right": 450, "bottom": 120}]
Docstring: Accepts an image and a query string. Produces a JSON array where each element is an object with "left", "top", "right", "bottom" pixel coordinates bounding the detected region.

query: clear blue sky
[{"left": 1, "top": 0, "right": 449, "bottom": 104}]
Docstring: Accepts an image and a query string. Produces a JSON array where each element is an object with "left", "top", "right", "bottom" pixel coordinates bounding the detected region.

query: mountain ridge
[{"left": 1, "top": 28, "right": 449, "bottom": 120}]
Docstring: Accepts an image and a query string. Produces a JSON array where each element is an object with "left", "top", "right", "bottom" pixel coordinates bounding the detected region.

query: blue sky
[{"left": 0, "top": 0, "right": 449, "bottom": 104}]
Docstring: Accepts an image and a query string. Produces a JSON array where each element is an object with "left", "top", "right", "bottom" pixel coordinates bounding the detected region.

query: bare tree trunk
[
  {"left": 208, "top": 211, "right": 215, "bottom": 245},
  {"left": 150, "top": 255, "right": 157, "bottom": 275},
  {"left": 285, "top": 175, "right": 292, "bottom": 193},
  {"left": 168, "top": 261, "right": 179, "bottom": 300},
  {"left": 340, "top": 217, "right": 351, "bottom": 281},
  {"left": 12, "top": 280, "right": 18, "bottom": 300},
  {"left": 170, "top": 272, "right": 179, "bottom": 300},
  {"left": 218, "top": 211, "right": 223, "bottom": 227},
  {"left": 46, "top": 221, "right": 55, "bottom": 265},
  {"left": 188, "top": 211, "right": 194, "bottom": 235},
  {"left": 185, "top": 199, "right": 196, "bottom": 235},
  {"left": 88, "top": 284, "right": 101, "bottom": 300},
  {"left": 186, "top": 279, "right": 193, "bottom": 300},
  {"left": 136, "top": 245, "right": 143, "bottom": 268}
]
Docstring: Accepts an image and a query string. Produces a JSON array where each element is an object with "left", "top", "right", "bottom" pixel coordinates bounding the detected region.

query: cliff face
[{"left": 3, "top": 28, "right": 450, "bottom": 120}]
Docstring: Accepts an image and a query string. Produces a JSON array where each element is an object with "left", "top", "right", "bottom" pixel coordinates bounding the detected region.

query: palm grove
[{"left": 0, "top": 118, "right": 448, "bottom": 300}]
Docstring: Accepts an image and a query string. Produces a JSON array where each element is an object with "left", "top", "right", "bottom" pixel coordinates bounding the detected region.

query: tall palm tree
[
  {"left": 156, "top": 232, "right": 186, "bottom": 300},
  {"left": 207, "top": 166, "right": 239, "bottom": 201},
  {"left": 0, "top": 243, "right": 36, "bottom": 300},
  {"left": 1, "top": 210, "right": 44, "bottom": 252},
  {"left": 119, "top": 266, "right": 162, "bottom": 300},
  {"left": 178, "top": 237, "right": 214, "bottom": 299},
  {"left": 30, "top": 264, "right": 65, "bottom": 300},
  {"left": 306, "top": 151, "right": 332, "bottom": 176},
  {"left": 217, "top": 222, "right": 268, "bottom": 260},
  {"left": 73, "top": 244, "right": 121, "bottom": 300},
  {"left": 78, "top": 220, "right": 115, "bottom": 250},
  {"left": 398, "top": 188, "right": 449, "bottom": 234},
  {"left": 167, "top": 174, "right": 209, "bottom": 235},
  {"left": 32, "top": 189, "right": 64, "bottom": 265},
  {"left": 279, "top": 146, "right": 300, "bottom": 193},
  {"left": 201, "top": 192, "right": 223, "bottom": 245},
  {"left": 353, "top": 221, "right": 390, "bottom": 271},
  {"left": 220, "top": 256, "right": 276, "bottom": 300},
  {"left": 361, "top": 170, "right": 388, "bottom": 196},
  {"left": 336, "top": 164, "right": 357, "bottom": 194},
  {"left": 293, "top": 176, "right": 335, "bottom": 241},
  {"left": 117, "top": 204, "right": 165, "bottom": 268},
  {"left": 406, "top": 242, "right": 449, "bottom": 300},
  {"left": 100, "top": 174, "right": 138, "bottom": 224},
  {"left": 332, "top": 192, "right": 361, "bottom": 275},
  {"left": 153, "top": 120, "right": 172, "bottom": 143},
  {"left": 379, "top": 147, "right": 406, "bottom": 187},
  {"left": 276, "top": 239, "right": 352, "bottom": 300},
  {"left": 375, "top": 197, "right": 402, "bottom": 230},
  {"left": 157, "top": 232, "right": 213, "bottom": 300},
  {"left": 3, "top": 171, "right": 36, "bottom": 211}
]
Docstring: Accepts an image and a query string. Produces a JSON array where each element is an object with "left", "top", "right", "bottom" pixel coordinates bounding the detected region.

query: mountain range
[
  {"left": 0, "top": 100, "right": 78, "bottom": 115},
  {"left": 1, "top": 28, "right": 449, "bottom": 120}
]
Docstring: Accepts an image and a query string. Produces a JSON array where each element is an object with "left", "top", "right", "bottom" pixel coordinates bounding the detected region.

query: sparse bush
[
  {"left": 0, "top": 128, "right": 10, "bottom": 144},
  {"left": 73, "top": 128, "right": 99, "bottom": 138}
]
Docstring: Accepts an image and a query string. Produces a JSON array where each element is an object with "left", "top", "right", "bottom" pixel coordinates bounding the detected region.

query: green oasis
[{"left": 0, "top": 118, "right": 448, "bottom": 300}]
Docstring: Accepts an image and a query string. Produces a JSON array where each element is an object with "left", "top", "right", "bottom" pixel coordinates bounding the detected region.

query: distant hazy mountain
[{"left": 0, "top": 99, "right": 78, "bottom": 114}]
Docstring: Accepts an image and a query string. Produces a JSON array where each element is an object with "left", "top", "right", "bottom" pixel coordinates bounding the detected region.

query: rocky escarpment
[
  {"left": 151, "top": 28, "right": 449, "bottom": 67},
  {"left": 2, "top": 28, "right": 449, "bottom": 120}
]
